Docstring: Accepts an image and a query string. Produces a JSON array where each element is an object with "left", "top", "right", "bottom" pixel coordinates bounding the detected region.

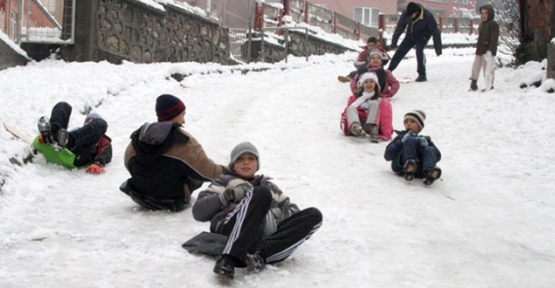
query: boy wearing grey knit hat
[
  {"left": 384, "top": 110, "right": 442, "bottom": 185},
  {"left": 192, "top": 141, "right": 323, "bottom": 279}
]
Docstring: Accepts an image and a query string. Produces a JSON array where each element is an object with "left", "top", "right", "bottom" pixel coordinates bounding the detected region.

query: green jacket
[{"left": 476, "top": 4, "right": 499, "bottom": 56}]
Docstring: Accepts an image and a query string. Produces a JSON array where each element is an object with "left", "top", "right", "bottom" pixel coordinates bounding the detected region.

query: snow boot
[
  {"left": 403, "top": 159, "right": 417, "bottom": 181},
  {"left": 350, "top": 122, "right": 368, "bottom": 137},
  {"left": 37, "top": 116, "right": 53, "bottom": 145},
  {"left": 246, "top": 252, "right": 265, "bottom": 273},
  {"left": 369, "top": 124, "right": 380, "bottom": 143},
  {"left": 415, "top": 74, "right": 427, "bottom": 82},
  {"left": 470, "top": 80, "right": 478, "bottom": 91},
  {"left": 337, "top": 75, "right": 351, "bottom": 83},
  {"left": 423, "top": 167, "right": 442, "bottom": 185},
  {"left": 213, "top": 255, "right": 235, "bottom": 279}
]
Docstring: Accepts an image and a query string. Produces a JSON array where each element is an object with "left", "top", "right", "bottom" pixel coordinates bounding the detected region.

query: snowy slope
[{"left": 1, "top": 48, "right": 555, "bottom": 288}]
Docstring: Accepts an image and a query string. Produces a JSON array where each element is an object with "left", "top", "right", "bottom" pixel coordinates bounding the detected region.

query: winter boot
[
  {"left": 470, "top": 80, "right": 478, "bottom": 91},
  {"left": 423, "top": 167, "right": 442, "bottom": 185},
  {"left": 350, "top": 122, "right": 368, "bottom": 137},
  {"left": 403, "top": 159, "right": 417, "bottom": 181},
  {"left": 246, "top": 252, "right": 265, "bottom": 273},
  {"left": 337, "top": 75, "right": 351, "bottom": 83},
  {"left": 369, "top": 124, "right": 380, "bottom": 143},
  {"left": 415, "top": 74, "right": 427, "bottom": 82},
  {"left": 213, "top": 255, "right": 235, "bottom": 279},
  {"left": 54, "top": 129, "right": 69, "bottom": 151},
  {"left": 37, "top": 116, "right": 53, "bottom": 145}
]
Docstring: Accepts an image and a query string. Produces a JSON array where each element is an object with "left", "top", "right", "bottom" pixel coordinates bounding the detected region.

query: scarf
[{"left": 350, "top": 91, "right": 375, "bottom": 108}]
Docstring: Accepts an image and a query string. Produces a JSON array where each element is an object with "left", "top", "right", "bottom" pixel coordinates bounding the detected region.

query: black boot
[
  {"left": 213, "top": 255, "right": 235, "bottom": 279},
  {"left": 470, "top": 80, "right": 478, "bottom": 91},
  {"left": 415, "top": 74, "right": 427, "bottom": 82},
  {"left": 423, "top": 167, "right": 442, "bottom": 185},
  {"left": 403, "top": 159, "right": 417, "bottom": 181}
]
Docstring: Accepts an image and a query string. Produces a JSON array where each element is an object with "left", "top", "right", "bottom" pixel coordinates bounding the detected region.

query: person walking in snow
[
  {"left": 387, "top": 2, "right": 442, "bottom": 82},
  {"left": 338, "top": 36, "right": 390, "bottom": 83},
  {"left": 384, "top": 110, "right": 442, "bottom": 185},
  {"left": 341, "top": 72, "right": 386, "bottom": 142},
  {"left": 469, "top": 4, "right": 499, "bottom": 92},
  {"left": 120, "top": 94, "right": 224, "bottom": 212},
  {"left": 192, "top": 141, "right": 322, "bottom": 279},
  {"left": 37, "top": 101, "right": 112, "bottom": 173}
]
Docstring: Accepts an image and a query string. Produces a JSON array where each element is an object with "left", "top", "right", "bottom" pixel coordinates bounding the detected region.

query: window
[
  {"left": 354, "top": 7, "right": 380, "bottom": 27},
  {"left": 453, "top": 0, "right": 469, "bottom": 3}
]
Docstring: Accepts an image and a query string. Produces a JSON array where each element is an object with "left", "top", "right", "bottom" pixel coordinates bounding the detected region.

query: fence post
[
  {"left": 469, "top": 19, "right": 473, "bottom": 35},
  {"left": 439, "top": 17, "right": 444, "bottom": 33},
  {"left": 454, "top": 17, "right": 459, "bottom": 33},
  {"left": 333, "top": 12, "right": 337, "bottom": 34},
  {"left": 283, "top": 0, "right": 290, "bottom": 15},
  {"left": 357, "top": 22, "right": 361, "bottom": 40},
  {"left": 254, "top": 2, "right": 264, "bottom": 31},
  {"left": 304, "top": 1, "right": 309, "bottom": 24},
  {"left": 379, "top": 14, "right": 385, "bottom": 47}
]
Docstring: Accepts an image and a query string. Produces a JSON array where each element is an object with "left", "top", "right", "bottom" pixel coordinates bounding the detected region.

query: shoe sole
[
  {"left": 214, "top": 269, "right": 234, "bottom": 279},
  {"left": 337, "top": 76, "right": 351, "bottom": 83},
  {"left": 423, "top": 169, "right": 442, "bottom": 185},
  {"left": 404, "top": 161, "right": 417, "bottom": 181}
]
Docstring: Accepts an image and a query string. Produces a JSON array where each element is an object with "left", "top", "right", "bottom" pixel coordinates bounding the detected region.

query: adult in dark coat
[{"left": 387, "top": 2, "right": 442, "bottom": 82}]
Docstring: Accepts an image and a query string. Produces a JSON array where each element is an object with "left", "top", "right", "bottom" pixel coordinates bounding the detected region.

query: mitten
[
  {"left": 419, "top": 136, "right": 429, "bottom": 148},
  {"left": 85, "top": 163, "right": 105, "bottom": 174},
  {"left": 222, "top": 183, "right": 251, "bottom": 203},
  {"left": 401, "top": 132, "right": 415, "bottom": 143},
  {"left": 270, "top": 207, "right": 292, "bottom": 222}
]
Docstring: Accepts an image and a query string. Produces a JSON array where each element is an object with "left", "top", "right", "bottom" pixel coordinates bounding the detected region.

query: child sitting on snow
[
  {"left": 350, "top": 49, "right": 399, "bottom": 98},
  {"left": 384, "top": 110, "right": 442, "bottom": 185},
  {"left": 340, "top": 72, "right": 384, "bottom": 142}
]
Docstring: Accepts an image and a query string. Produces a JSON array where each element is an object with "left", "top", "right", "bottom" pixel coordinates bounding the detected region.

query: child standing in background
[{"left": 469, "top": 4, "right": 499, "bottom": 92}]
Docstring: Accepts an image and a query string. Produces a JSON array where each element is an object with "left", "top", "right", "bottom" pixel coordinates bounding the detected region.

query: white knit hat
[{"left": 357, "top": 72, "right": 381, "bottom": 90}]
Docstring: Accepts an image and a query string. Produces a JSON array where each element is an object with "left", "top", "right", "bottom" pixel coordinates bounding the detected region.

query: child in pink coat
[{"left": 341, "top": 72, "right": 391, "bottom": 142}]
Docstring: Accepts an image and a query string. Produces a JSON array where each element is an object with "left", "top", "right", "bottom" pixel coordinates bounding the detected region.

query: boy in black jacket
[{"left": 384, "top": 110, "right": 442, "bottom": 185}]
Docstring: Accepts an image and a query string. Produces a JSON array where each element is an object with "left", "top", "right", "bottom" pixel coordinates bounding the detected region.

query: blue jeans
[{"left": 394, "top": 136, "right": 440, "bottom": 178}]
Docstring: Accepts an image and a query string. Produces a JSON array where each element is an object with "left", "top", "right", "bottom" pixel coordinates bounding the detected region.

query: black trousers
[
  {"left": 50, "top": 102, "right": 107, "bottom": 166},
  {"left": 221, "top": 186, "right": 322, "bottom": 267}
]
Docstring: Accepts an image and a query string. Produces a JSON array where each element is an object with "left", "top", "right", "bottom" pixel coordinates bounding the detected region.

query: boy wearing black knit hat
[
  {"left": 121, "top": 94, "right": 224, "bottom": 212},
  {"left": 384, "top": 110, "right": 442, "bottom": 185}
]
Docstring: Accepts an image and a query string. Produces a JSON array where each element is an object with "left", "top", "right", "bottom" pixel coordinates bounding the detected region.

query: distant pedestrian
[
  {"left": 387, "top": 2, "right": 442, "bottom": 82},
  {"left": 469, "top": 4, "right": 499, "bottom": 92}
]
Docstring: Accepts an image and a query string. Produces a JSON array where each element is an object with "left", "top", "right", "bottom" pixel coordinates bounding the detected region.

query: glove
[
  {"left": 270, "top": 207, "right": 292, "bottom": 222},
  {"left": 401, "top": 132, "right": 416, "bottom": 143},
  {"left": 85, "top": 163, "right": 105, "bottom": 174},
  {"left": 222, "top": 183, "right": 251, "bottom": 203},
  {"left": 390, "top": 43, "right": 397, "bottom": 50},
  {"left": 419, "top": 136, "right": 429, "bottom": 148}
]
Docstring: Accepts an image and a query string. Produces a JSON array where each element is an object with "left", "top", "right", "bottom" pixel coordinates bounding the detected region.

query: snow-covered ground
[{"left": 1, "top": 45, "right": 555, "bottom": 288}]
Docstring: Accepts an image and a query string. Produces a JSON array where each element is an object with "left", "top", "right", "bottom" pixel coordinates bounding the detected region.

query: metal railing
[{"left": 16, "top": 0, "right": 75, "bottom": 44}]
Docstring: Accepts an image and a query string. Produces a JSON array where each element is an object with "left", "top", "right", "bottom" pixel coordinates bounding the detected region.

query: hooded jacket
[
  {"left": 391, "top": 3, "right": 442, "bottom": 56},
  {"left": 476, "top": 4, "right": 499, "bottom": 56},
  {"left": 124, "top": 122, "right": 223, "bottom": 201}
]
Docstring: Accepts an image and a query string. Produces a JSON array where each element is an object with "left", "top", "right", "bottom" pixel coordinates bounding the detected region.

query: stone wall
[
  {"left": 60, "top": 0, "right": 232, "bottom": 64},
  {"left": 243, "top": 30, "right": 353, "bottom": 63}
]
